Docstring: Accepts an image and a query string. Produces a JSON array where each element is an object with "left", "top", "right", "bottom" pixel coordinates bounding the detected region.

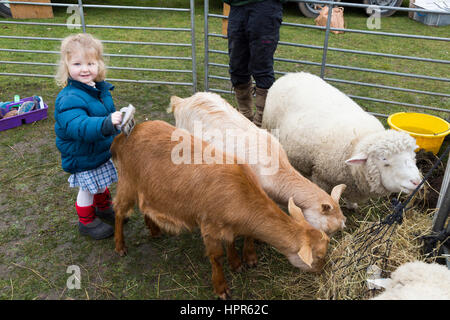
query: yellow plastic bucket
[{"left": 388, "top": 112, "right": 450, "bottom": 155}]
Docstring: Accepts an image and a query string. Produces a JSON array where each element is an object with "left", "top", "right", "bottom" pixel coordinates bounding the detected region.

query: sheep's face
[
  {"left": 346, "top": 130, "right": 422, "bottom": 196},
  {"left": 373, "top": 151, "right": 421, "bottom": 194}
]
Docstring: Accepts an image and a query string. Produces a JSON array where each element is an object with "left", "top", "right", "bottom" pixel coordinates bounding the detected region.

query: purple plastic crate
[{"left": 0, "top": 96, "right": 48, "bottom": 132}]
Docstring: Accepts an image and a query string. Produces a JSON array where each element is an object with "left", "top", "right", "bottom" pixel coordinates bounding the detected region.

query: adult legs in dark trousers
[{"left": 227, "top": 0, "right": 283, "bottom": 127}]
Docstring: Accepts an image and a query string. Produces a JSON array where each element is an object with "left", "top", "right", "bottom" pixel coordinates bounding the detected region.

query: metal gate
[{"left": 0, "top": 0, "right": 197, "bottom": 92}]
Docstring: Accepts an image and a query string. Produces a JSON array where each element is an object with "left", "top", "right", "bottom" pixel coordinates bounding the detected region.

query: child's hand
[{"left": 111, "top": 111, "right": 123, "bottom": 126}]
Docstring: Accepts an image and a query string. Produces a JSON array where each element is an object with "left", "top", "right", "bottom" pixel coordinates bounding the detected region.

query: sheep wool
[{"left": 371, "top": 261, "right": 450, "bottom": 300}]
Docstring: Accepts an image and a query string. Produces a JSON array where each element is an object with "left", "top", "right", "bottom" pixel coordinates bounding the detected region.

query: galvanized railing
[{"left": 0, "top": 0, "right": 197, "bottom": 92}]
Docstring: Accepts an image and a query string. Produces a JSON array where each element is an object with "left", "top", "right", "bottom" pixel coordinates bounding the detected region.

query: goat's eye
[{"left": 384, "top": 163, "right": 390, "bottom": 167}]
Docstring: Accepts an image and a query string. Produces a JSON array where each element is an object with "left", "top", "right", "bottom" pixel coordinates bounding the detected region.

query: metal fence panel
[{"left": 0, "top": 0, "right": 197, "bottom": 92}]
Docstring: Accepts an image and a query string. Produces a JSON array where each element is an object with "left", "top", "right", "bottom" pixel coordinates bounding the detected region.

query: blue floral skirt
[{"left": 68, "top": 159, "right": 118, "bottom": 194}]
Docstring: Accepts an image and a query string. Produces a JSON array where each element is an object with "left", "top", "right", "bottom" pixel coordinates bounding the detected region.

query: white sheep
[
  {"left": 371, "top": 261, "right": 450, "bottom": 300},
  {"left": 262, "top": 72, "right": 422, "bottom": 206}
]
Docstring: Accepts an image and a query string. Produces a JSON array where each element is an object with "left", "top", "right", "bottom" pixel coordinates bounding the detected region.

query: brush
[{"left": 116, "top": 104, "right": 136, "bottom": 136}]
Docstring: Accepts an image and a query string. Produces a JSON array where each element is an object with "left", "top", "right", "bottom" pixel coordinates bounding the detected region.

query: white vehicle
[{"left": 295, "top": 0, "right": 404, "bottom": 18}]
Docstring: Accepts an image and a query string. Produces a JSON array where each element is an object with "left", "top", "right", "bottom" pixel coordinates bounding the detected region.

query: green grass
[{"left": 0, "top": 0, "right": 448, "bottom": 300}]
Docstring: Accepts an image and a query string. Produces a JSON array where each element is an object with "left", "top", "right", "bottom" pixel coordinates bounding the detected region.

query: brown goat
[{"left": 111, "top": 120, "right": 329, "bottom": 299}]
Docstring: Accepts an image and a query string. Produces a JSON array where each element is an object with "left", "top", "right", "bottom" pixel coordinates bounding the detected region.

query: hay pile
[{"left": 316, "top": 205, "right": 435, "bottom": 300}]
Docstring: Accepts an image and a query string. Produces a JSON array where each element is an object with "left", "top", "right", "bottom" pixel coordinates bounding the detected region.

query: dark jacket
[
  {"left": 54, "top": 79, "right": 118, "bottom": 174},
  {"left": 224, "top": 0, "right": 287, "bottom": 6}
]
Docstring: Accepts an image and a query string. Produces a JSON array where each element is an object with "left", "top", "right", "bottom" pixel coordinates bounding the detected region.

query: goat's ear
[
  {"left": 321, "top": 203, "right": 333, "bottom": 214},
  {"left": 345, "top": 154, "right": 368, "bottom": 166},
  {"left": 298, "top": 244, "right": 313, "bottom": 268},
  {"left": 330, "top": 184, "right": 346, "bottom": 203},
  {"left": 167, "top": 96, "right": 183, "bottom": 113},
  {"left": 288, "top": 197, "right": 305, "bottom": 222}
]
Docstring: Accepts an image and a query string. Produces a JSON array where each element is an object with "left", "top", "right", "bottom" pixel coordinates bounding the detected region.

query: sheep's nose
[{"left": 411, "top": 179, "right": 420, "bottom": 186}]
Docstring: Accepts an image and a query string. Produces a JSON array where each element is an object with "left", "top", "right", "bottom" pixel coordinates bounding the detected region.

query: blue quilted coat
[{"left": 54, "top": 79, "right": 118, "bottom": 173}]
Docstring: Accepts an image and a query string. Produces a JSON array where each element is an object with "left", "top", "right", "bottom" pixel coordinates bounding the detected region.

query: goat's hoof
[
  {"left": 244, "top": 255, "right": 258, "bottom": 268},
  {"left": 233, "top": 265, "right": 243, "bottom": 273},
  {"left": 217, "top": 288, "right": 231, "bottom": 300},
  {"left": 229, "top": 259, "right": 242, "bottom": 272},
  {"left": 115, "top": 246, "right": 128, "bottom": 257},
  {"left": 230, "top": 264, "right": 242, "bottom": 273}
]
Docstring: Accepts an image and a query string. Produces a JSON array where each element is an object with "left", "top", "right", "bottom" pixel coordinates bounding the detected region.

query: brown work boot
[
  {"left": 233, "top": 80, "right": 254, "bottom": 121},
  {"left": 253, "top": 87, "right": 268, "bottom": 128}
]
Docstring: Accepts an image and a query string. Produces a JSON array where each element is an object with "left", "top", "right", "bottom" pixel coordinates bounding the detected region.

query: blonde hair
[{"left": 55, "top": 33, "right": 106, "bottom": 87}]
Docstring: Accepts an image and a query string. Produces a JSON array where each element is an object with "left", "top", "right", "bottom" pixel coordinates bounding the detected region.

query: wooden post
[
  {"left": 408, "top": 0, "right": 416, "bottom": 19},
  {"left": 10, "top": 0, "right": 54, "bottom": 19},
  {"left": 222, "top": 3, "right": 230, "bottom": 36}
]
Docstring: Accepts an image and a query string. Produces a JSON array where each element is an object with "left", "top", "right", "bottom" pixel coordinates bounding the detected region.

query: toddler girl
[{"left": 54, "top": 33, "right": 122, "bottom": 240}]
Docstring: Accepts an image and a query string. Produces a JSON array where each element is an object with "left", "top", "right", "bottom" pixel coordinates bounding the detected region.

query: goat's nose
[{"left": 411, "top": 179, "right": 420, "bottom": 186}]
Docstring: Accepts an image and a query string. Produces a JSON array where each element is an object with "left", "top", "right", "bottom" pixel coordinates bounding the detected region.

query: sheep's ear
[
  {"left": 330, "top": 184, "right": 346, "bottom": 203},
  {"left": 298, "top": 244, "right": 313, "bottom": 268},
  {"left": 345, "top": 154, "right": 368, "bottom": 165},
  {"left": 288, "top": 197, "right": 305, "bottom": 222},
  {"left": 167, "top": 96, "right": 183, "bottom": 113}
]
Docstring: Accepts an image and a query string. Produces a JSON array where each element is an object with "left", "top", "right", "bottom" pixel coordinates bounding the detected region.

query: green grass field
[{"left": 0, "top": 0, "right": 448, "bottom": 300}]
